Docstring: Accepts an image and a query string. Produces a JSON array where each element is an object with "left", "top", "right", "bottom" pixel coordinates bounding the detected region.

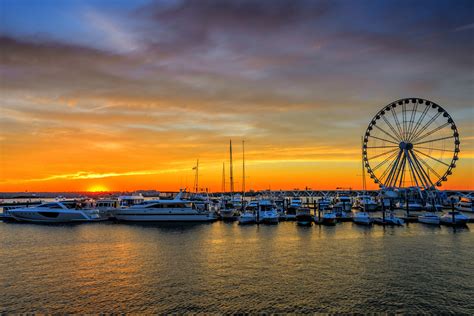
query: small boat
[
  {"left": 296, "top": 208, "right": 313, "bottom": 226},
  {"left": 238, "top": 211, "right": 256, "bottom": 224},
  {"left": 220, "top": 201, "right": 238, "bottom": 221},
  {"left": 9, "top": 200, "right": 102, "bottom": 223},
  {"left": 440, "top": 211, "right": 469, "bottom": 226},
  {"left": 321, "top": 211, "right": 337, "bottom": 226},
  {"left": 355, "top": 195, "right": 378, "bottom": 211},
  {"left": 258, "top": 200, "right": 279, "bottom": 224},
  {"left": 456, "top": 197, "right": 474, "bottom": 213},
  {"left": 418, "top": 212, "right": 440, "bottom": 225},
  {"left": 396, "top": 201, "right": 423, "bottom": 212},
  {"left": 333, "top": 205, "right": 352, "bottom": 222},
  {"left": 353, "top": 212, "right": 372, "bottom": 225},
  {"left": 384, "top": 212, "right": 404, "bottom": 226},
  {"left": 318, "top": 197, "right": 332, "bottom": 211},
  {"left": 275, "top": 199, "right": 287, "bottom": 221},
  {"left": 333, "top": 195, "right": 352, "bottom": 211},
  {"left": 286, "top": 197, "right": 302, "bottom": 220},
  {"left": 424, "top": 203, "right": 443, "bottom": 212}
]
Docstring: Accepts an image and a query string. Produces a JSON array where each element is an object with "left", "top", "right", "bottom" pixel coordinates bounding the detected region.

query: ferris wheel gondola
[{"left": 363, "top": 98, "right": 460, "bottom": 189}]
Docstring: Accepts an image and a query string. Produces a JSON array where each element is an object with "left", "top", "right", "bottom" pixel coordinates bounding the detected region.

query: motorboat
[
  {"left": 258, "top": 199, "right": 279, "bottom": 224},
  {"left": 456, "top": 197, "right": 474, "bottom": 213},
  {"left": 353, "top": 212, "right": 372, "bottom": 225},
  {"left": 238, "top": 211, "right": 256, "bottom": 224},
  {"left": 384, "top": 212, "right": 404, "bottom": 226},
  {"left": 239, "top": 200, "right": 257, "bottom": 224},
  {"left": 440, "top": 211, "right": 469, "bottom": 226},
  {"left": 9, "top": 200, "right": 101, "bottom": 223},
  {"left": 296, "top": 207, "right": 313, "bottom": 226},
  {"left": 396, "top": 201, "right": 423, "bottom": 212},
  {"left": 96, "top": 199, "right": 120, "bottom": 219},
  {"left": 114, "top": 190, "right": 217, "bottom": 222},
  {"left": 355, "top": 195, "right": 378, "bottom": 212},
  {"left": 333, "top": 195, "right": 352, "bottom": 211},
  {"left": 332, "top": 205, "right": 352, "bottom": 222},
  {"left": 275, "top": 199, "right": 287, "bottom": 221},
  {"left": 424, "top": 203, "right": 443, "bottom": 212},
  {"left": 286, "top": 197, "right": 302, "bottom": 220},
  {"left": 220, "top": 200, "right": 238, "bottom": 221},
  {"left": 317, "top": 197, "right": 331, "bottom": 211},
  {"left": 418, "top": 213, "right": 440, "bottom": 225},
  {"left": 321, "top": 210, "right": 337, "bottom": 226},
  {"left": 118, "top": 194, "right": 145, "bottom": 207}
]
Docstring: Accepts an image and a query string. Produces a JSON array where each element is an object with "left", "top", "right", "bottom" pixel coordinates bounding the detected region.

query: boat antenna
[{"left": 230, "top": 139, "right": 234, "bottom": 197}]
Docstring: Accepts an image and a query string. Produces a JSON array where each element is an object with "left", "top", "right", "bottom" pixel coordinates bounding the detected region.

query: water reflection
[{"left": 0, "top": 221, "right": 473, "bottom": 313}]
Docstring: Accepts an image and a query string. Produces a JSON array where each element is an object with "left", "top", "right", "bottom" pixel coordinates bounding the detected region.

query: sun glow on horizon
[{"left": 87, "top": 184, "right": 109, "bottom": 192}]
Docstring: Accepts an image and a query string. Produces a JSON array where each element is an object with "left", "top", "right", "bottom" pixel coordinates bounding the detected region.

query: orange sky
[{"left": 1, "top": 1, "right": 473, "bottom": 192}]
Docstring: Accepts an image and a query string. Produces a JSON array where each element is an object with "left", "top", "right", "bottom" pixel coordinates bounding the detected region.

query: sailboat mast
[
  {"left": 242, "top": 140, "right": 245, "bottom": 198},
  {"left": 222, "top": 162, "right": 226, "bottom": 192},
  {"left": 229, "top": 139, "right": 234, "bottom": 196},
  {"left": 193, "top": 159, "right": 199, "bottom": 193}
]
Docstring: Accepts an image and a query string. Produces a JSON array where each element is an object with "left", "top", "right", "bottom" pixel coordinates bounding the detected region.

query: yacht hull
[{"left": 114, "top": 213, "right": 217, "bottom": 222}]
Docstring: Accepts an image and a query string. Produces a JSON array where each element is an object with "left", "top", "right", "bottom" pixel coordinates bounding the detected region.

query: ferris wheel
[{"left": 363, "top": 98, "right": 460, "bottom": 189}]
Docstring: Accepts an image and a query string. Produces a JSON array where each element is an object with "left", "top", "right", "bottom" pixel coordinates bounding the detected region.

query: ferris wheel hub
[{"left": 399, "top": 142, "right": 413, "bottom": 150}]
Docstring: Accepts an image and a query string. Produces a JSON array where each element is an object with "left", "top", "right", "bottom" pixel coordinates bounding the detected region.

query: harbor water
[{"left": 1, "top": 221, "right": 473, "bottom": 313}]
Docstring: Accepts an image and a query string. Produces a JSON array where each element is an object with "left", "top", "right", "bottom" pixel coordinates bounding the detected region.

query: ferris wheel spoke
[
  {"left": 378, "top": 150, "right": 402, "bottom": 183},
  {"left": 366, "top": 145, "right": 399, "bottom": 149},
  {"left": 405, "top": 152, "right": 420, "bottom": 187},
  {"left": 378, "top": 118, "right": 402, "bottom": 142},
  {"left": 410, "top": 112, "right": 442, "bottom": 142},
  {"left": 384, "top": 150, "right": 403, "bottom": 187},
  {"left": 402, "top": 103, "right": 408, "bottom": 140},
  {"left": 409, "top": 104, "right": 431, "bottom": 142},
  {"left": 390, "top": 108, "right": 404, "bottom": 140},
  {"left": 407, "top": 151, "right": 429, "bottom": 188},
  {"left": 368, "top": 148, "right": 398, "bottom": 160},
  {"left": 372, "top": 150, "right": 400, "bottom": 171},
  {"left": 412, "top": 151, "right": 442, "bottom": 179},
  {"left": 407, "top": 101, "right": 419, "bottom": 140},
  {"left": 409, "top": 150, "right": 434, "bottom": 187},
  {"left": 368, "top": 135, "right": 399, "bottom": 145},
  {"left": 411, "top": 122, "right": 451, "bottom": 143},
  {"left": 393, "top": 153, "right": 407, "bottom": 187},
  {"left": 413, "top": 135, "right": 453, "bottom": 146},
  {"left": 412, "top": 149, "right": 450, "bottom": 167},
  {"left": 415, "top": 146, "right": 451, "bottom": 152}
]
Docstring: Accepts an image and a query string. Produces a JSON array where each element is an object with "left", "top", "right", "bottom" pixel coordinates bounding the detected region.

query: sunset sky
[{"left": 0, "top": 0, "right": 473, "bottom": 192}]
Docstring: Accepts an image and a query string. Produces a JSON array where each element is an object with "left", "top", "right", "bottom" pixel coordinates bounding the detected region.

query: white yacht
[
  {"left": 355, "top": 195, "right": 378, "bottom": 211},
  {"left": 440, "top": 211, "right": 469, "bottom": 226},
  {"left": 353, "top": 212, "right": 372, "bottom": 225},
  {"left": 118, "top": 194, "right": 145, "bottom": 207},
  {"left": 456, "top": 197, "right": 474, "bottom": 213},
  {"left": 258, "top": 200, "right": 279, "bottom": 224},
  {"left": 114, "top": 191, "right": 217, "bottom": 222},
  {"left": 333, "top": 195, "right": 352, "bottom": 211},
  {"left": 418, "top": 213, "right": 440, "bottom": 225},
  {"left": 9, "top": 201, "right": 101, "bottom": 223}
]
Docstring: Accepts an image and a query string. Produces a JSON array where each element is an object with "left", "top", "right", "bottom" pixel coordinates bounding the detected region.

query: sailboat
[
  {"left": 220, "top": 140, "right": 238, "bottom": 221},
  {"left": 238, "top": 140, "right": 257, "bottom": 224}
]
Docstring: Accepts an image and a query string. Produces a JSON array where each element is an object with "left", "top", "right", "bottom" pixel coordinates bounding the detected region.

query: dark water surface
[{"left": 1, "top": 221, "right": 473, "bottom": 313}]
